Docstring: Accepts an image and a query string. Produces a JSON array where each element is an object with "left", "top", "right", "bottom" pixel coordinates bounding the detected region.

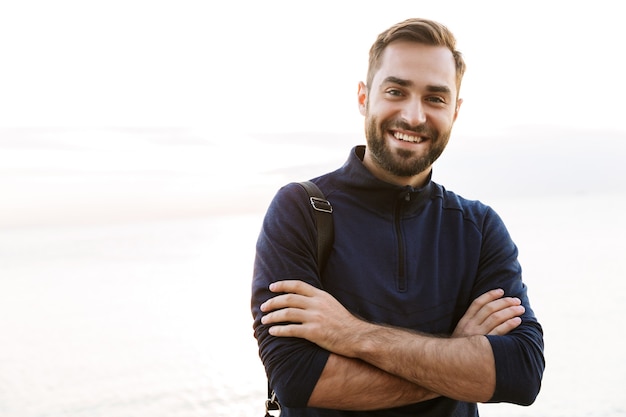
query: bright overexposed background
[
  {"left": 2, "top": 0, "right": 625, "bottom": 133},
  {"left": 1, "top": 1, "right": 625, "bottom": 416}
]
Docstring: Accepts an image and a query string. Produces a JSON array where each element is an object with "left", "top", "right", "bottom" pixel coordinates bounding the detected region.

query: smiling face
[{"left": 359, "top": 41, "right": 462, "bottom": 188}]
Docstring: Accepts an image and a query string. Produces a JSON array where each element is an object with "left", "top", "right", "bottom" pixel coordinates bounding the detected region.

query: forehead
[{"left": 373, "top": 41, "right": 457, "bottom": 93}]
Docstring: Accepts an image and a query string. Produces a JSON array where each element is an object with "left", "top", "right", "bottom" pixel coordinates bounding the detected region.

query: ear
[
  {"left": 453, "top": 98, "right": 463, "bottom": 122},
  {"left": 357, "top": 81, "right": 368, "bottom": 116}
]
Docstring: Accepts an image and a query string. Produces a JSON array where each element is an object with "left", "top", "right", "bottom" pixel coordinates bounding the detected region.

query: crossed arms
[{"left": 261, "top": 281, "right": 525, "bottom": 410}]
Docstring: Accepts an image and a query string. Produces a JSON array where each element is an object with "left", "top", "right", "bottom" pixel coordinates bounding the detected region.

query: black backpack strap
[
  {"left": 265, "top": 181, "right": 334, "bottom": 415},
  {"left": 297, "top": 180, "right": 334, "bottom": 272}
]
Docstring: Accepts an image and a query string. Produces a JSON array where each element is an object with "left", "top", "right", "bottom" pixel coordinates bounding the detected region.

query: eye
[
  {"left": 426, "top": 96, "right": 446, "bottom": 104},
  {"left": 385, "top": 88, "right": 404, "bottom": 97}
]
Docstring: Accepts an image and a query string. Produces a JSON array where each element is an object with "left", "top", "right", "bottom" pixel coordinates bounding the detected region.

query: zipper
[{"left": 394, "top": 192, "right": 411, "bottom": 291}]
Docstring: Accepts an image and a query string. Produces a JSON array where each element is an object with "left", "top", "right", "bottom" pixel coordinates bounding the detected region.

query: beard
[{"left": 364, "top": 115, "right": 451, "bottom": 178}]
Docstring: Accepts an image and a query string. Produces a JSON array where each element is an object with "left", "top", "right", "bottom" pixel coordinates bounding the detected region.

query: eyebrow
[
  {"left": 382, "top": 76, "right": 452, "bottom": 95},
  {"left": 383, "top": 76, "right": 413, "bottom": 87}
]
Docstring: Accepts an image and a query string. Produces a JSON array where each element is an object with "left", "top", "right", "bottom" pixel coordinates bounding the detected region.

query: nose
[{"left": 401, "top": 99, "right": 427, "bottom": 127}]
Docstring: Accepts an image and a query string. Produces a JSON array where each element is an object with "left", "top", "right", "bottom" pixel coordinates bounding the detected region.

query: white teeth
[{"left": 394, "top": 132, "right": 423, "bottom": 143}]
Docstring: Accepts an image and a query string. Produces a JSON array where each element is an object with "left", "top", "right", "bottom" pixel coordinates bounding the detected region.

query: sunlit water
[{"left": 1, "top": 129, "right": 625, "bottom": 416}]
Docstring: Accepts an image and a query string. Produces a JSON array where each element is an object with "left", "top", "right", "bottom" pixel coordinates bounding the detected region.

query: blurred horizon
[{"left": 2, "top": 124, "right": 625, "bottom": 229}]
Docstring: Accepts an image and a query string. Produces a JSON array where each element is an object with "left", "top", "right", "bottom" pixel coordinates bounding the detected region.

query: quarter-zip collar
[{"left": 333, "top": 145, "right": 434, "bottom": 219}]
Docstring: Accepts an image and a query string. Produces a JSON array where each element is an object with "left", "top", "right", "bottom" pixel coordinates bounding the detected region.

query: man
[{"left": 251, "top": 17, "right": 545, "bottom": 416}]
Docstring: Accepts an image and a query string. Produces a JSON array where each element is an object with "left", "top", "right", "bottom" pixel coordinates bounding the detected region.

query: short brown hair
[{"left": 366, "top": 18, "right": 466, "bottom": 94}]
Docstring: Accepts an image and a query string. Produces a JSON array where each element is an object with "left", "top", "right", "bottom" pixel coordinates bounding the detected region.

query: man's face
[{"left": 359, "top": 41, "right": 462, "bottom": 187}]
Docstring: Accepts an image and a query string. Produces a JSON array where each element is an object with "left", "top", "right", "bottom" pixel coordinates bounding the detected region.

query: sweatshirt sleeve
[
  {"left": 475, "top": 207, "right": 545, "bottom": 405},
  {"left": 251, "top": 182, "right": 331, "bottom": 408}
]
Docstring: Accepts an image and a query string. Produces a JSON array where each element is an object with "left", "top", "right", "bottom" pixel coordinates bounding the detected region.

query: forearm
[
  {"left": 353, "top": 323, "right": 495, "bottom": 402},
  {"left": 260, "top": 280, "right": 510, "bottom": 404},
  {"left": 308, "top": 353, "right": 439, "bottom": 410}
]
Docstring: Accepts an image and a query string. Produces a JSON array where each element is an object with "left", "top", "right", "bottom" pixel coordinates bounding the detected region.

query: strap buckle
[
  {"left": 265, "top": 390, "right": 281, "bottom": 414},
  {"left": 309, "top": 197, "right": 332, "bottom": 213}
]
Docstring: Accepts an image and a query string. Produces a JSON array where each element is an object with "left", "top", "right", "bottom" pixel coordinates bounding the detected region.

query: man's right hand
[{"left": 453, "top": 289, "right": 525, "bottom": 337}]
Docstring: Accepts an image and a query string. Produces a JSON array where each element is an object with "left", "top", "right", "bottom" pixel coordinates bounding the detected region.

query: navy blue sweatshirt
[{"left": 252, "top": 146, "right": 544, "bottom": 416}]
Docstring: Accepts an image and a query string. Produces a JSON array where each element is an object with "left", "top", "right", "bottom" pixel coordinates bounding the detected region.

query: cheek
[
  {"left": 366, "top": 101, "right": 397, "bottom": 121},
  {"left": 431, "top": 112, "right": 456, "bottom": 128}
]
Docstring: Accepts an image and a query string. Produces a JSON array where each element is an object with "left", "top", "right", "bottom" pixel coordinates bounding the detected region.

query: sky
[{"left": 1, "top": 0, "right": 625, "bottom": 137}]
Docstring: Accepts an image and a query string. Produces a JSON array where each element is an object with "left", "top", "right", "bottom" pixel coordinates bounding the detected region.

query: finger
[
  {"left": 261, "top": 306, "right": 307, "bottom": 325},
  {"left": 481, "top": 304, "right": 525, "bottom": 332},
  {"left": 268, "top": 322, "right": 306, "bottom": 338},
  {"left": 464, "top": 289, "right": 505, "bottom": 318},
  {"left": 488, "top": 317, "right": 522, "bottom": 336},
  {"left": 269, "top": 280, "right": 319, "bottom": 296},
  {"left": 260, "top": 293, "right": 308, "bottom": 313},
  {"left": 473, "top": 297, "right": 523, "bottom": 326},
  {"left": 456, "top": 290, "right": 507, "bottom": 330},
  {"left": 454, "top": 297, "right": 524, "bottom": 337}
]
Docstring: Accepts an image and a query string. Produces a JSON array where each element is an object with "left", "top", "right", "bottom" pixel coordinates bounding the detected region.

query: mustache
[{"left": 383, "top": 120, "right": 437, "bottom": 136}]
